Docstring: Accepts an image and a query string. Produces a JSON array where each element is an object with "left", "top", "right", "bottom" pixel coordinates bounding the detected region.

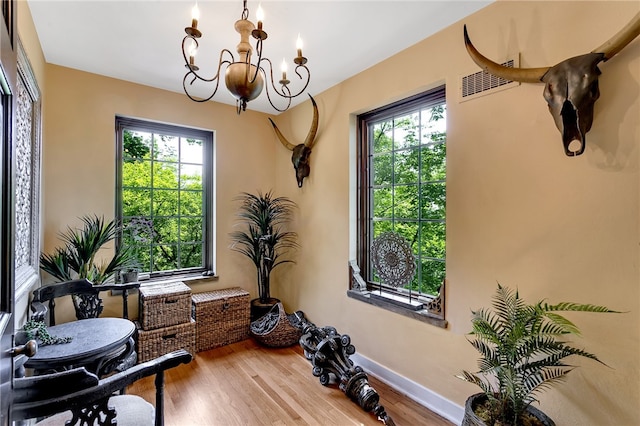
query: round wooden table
[{"left": 24, "top": 317, "right": 136, "bottom": 377}]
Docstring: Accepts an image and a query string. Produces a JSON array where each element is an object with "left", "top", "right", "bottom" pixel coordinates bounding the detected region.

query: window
[
  {"left": 354, "top": 86, "right": 446, "bottom": 324},
  {"left": 115, "top": 117, "right": 214, "bottom": 278}
]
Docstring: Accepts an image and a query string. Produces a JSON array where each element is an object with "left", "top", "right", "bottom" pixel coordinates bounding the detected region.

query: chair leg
[{"left": 154, "top": 371, "right": 165, "bottom": 426}]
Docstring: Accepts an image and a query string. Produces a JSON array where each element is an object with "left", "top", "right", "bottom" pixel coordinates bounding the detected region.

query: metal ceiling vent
[{"left": 459, "top": 54, "right": 520, "bottom": 102}]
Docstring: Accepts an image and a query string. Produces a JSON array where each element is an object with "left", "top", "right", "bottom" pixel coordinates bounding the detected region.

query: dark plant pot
[
  {"left": 122, "top": 271, "right": 139, "bottom": 283},
  {"left": 250, "top": 297, "right": 280, "bottom": 322},
  {"left": 462, "top": 393, "right": 556, "bottom": 426}
]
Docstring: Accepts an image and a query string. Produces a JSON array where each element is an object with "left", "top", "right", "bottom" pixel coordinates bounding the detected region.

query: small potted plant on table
[{"left": 458, "top": 284, "right": 618, "bottom": 426}]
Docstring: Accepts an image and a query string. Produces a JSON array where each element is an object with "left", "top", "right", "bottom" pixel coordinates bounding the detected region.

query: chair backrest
[
  {"left": 31, "top": 279, "right": 141, "bottom": 325},
  {"left": 13, "top": 349, "right": 192, "bottom": 426}
]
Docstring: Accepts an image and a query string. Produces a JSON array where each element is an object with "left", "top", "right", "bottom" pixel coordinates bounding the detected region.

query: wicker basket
[
  {"left": 250, "top": 303, "right": 305, "bottom": 348},
  {"left": 136, "top": 319, "right": 196, "bottom": 363},
  {"left": 191, "top": 288, "right": 250, "bottom": 352},
  {"left": 138, "top": 282, "right": 191, "bottom": 330}
]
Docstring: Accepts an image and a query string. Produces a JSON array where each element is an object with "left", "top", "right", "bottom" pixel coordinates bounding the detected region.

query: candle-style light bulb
[
  {"left": 189, "top": 41, "right": 198, "bottom": 64},
  {"left": 256, "top": 4, "right": 264, "bottom": 30},
  {"left": 191, "top": 3, "right": 200, "bottom": 29},
  {"left": 281, "top": 58, "right": 288, "bottom": 79},
  {"left": 296, "top": 34, "right": 303, "bottom": 58}
]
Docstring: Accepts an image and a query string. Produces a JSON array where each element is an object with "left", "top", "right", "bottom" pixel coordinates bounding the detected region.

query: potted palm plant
[
  {"left": 40, "top": 215, "right": 136, "bottom": 319},
  {"left": 458, "top": 284, "right": 618, "bottom": 426},
  {"left": 229, "top": 190, "right": 299, "bottom": 321}
]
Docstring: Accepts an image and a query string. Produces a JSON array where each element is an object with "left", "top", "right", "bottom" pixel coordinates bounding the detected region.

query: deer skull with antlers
[
  {"left": 269, "top": 94, "right": 319, "bottom": 188},
  {"left": 464, "top": 12, "right": 640, "bottom": 156}
]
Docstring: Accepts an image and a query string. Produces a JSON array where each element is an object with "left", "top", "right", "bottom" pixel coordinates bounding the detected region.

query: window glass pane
[
  {"left": 394, "top": 112, "right": 419, "bottom": 149},
  {"left": 420, "top": 222, "right": 446, "bottom": 259},
  {"left": 154, "top": 190, "right": 179, "bottom": 216},
  {"left": 394, "top": 149, "right": 419, "bottom": 185},
  {"left": 372, "top": 220, "right": 393, "bottom": 239},
  {"left": 181, "top": 138, "right": 203, "bottom": 163},
  {"left": 372, "top": 154, "right": 392, "bottom": 186},
  {"left": 180, "top": 217, "right": 203, "bottom": 242},
  {"left": 122, "top": 189, "right": 151, "bottom": 216},
  {"left": 420, "top": 143, "right": 446, "bottom": 182},
  {"left": 180, "top": 190, "right": 203, "bottom": 216},
  {"left": 372, "top": 121, "right": 392, "bottom": 154},
  {"left": 123, "top": 160, "right": 151, "bottom": 187},
  {"left": 122, "top": 217, "right": 156, "bottom": 245},
  {"left": 124, "top": 131, "right": 152, "bottom": 161},
  {"left": 422, "top": 105, "right": 446, "bottom": 143},
  {"left": 372, "top": 187, "right": 392, "bottom": 219},
  {"left": 153, "top": 162, "right": 179, "bottom": 189},
  {"left": 154, "top": 134, "right": 179, "bottom": 161},
  {"left": 180, "top": 164, "right": 203, "bottom": 190},
  {"left": 394, "top": 221, "right": 418, "bottom": 251},
  {"left": 420, "top": 183, "right": 446, "bottom": 220},
  {"left": 394, "top": 184, "right": 419, "bottom": 219},
  {"left": 135, "top": 246, "right": 152, "bottom": 272},
  {"left": 180, "top": 243, "right": 203, "bottom": 268},
  {"left": 155, "top": 217, "right": 178, "bottom": 242},
  {"left": 420, "top": 259, "right": 445, "bottom": 295},
  {"left": 153, "top": 244, "right": 179, "bottom": 270}
]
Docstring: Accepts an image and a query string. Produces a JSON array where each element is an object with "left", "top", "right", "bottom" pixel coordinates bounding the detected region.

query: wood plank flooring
[{"left": 128, "top": 339, "right": 453, "bottom": 426}]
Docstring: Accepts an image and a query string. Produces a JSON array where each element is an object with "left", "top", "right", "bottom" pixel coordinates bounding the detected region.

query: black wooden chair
[
  {"left": 31, "top": 279, "right": 141, "bottom": 325},
  {"left": 13, "top": 349, "right": 192, "bottom": 426}
]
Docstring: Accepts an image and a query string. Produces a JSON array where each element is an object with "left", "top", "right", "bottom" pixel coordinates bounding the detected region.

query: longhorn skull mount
[
  {"left": 464, "top": 12, "right": 640, "bottom": 156},
  {"left": 269, "top": 94, "right": 319, "bottom": 187}
]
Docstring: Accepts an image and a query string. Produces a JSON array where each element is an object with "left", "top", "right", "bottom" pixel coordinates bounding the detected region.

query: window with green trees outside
[
  {"left": 115, "top": 117, "right": 214, "bottom": 277},
  {"left": 357, "top": 86, "right": 446, "bottom": 304}
]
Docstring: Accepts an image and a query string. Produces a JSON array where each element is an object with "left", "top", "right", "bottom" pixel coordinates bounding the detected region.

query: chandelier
[{"left": 181, "top": 1, "right": 311, "bottom": 115}]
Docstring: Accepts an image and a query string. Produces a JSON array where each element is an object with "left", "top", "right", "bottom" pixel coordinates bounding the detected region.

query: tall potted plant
[
  {"left": 40, "top": 215, "right": 136, "bottom": 319},
  {"left": 458, "top": 284, "right": 618, "bottom": 426},
  {"left": 229, "top": 191, "right": 299, "bottom": 320}
]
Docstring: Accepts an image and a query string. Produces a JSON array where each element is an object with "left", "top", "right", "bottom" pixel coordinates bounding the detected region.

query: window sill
[
  {"left": 110, "top": 273, "right": 218, "bottom": 296},
  {"left": 347, "top": 289, "right": 448, "bottom": 329},
  {"left": 139, "top": 272, "right": 219, "bottom": 287}
]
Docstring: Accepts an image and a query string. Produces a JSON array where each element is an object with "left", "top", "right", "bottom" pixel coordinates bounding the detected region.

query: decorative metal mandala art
[{"left": 371, "top": 232, "right": 416, "bottom": 288}]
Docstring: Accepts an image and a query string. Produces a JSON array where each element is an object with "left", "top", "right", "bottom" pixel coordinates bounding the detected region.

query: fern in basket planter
[{"left": 457, "top": 284, "right": 618, "bottom": 426}]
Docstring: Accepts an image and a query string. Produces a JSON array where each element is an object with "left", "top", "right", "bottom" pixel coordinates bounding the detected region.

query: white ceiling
[{"left": 27, "top": 0, "right": 492, "bottom": 115}]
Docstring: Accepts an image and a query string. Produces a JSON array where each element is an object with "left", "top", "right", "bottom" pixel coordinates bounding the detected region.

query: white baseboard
[{"left": 351, "top": 352, "right": 464, "bottom": 425}]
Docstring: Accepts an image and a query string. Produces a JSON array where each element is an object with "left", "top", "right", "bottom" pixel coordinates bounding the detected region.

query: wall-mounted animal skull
[
  {"left": 464, "top": 12, "right": 640, "bottom": 156},
  {"left": 269, "top": 94, "right": 319, "bottom": 187}
]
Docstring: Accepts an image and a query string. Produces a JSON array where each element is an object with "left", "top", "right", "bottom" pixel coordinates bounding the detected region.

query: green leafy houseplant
[
  {"left": 229, "top": 191, "right": 298, "bottom": 306},
  {"left": 458, "top": 284, "right": 618, "bottom": 426},
  {"left": 40, "top": 215, "right": 135, "bottom": 318}
]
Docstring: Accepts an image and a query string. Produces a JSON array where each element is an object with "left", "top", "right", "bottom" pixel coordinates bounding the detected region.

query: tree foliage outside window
[
  {"left": 116, "top": 117, "right": 213, "bottom": 276},
  {"left": 359, "top": 86, "right": 446, "bottom": 298}
]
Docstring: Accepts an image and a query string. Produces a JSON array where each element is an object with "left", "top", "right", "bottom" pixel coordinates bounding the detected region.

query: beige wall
[
  {"left": 274, "top": 1, "right": 639, "bottom": 425},
  {"left": 18, "top": 0, "right": 640, "bottom": 424},
  {"left": 40, "top": 65, "right": 282, "bottom": 319}
]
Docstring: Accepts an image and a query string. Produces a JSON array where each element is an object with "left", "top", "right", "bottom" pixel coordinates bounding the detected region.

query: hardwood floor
[{"left": 128, "top": 339, "right": 454, "bottom": 426}]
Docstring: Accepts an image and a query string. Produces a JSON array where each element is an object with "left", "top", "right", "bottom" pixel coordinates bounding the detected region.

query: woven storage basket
[
  {"left": 250, "top": 303, "right": 304, "bottom": 348},
  {"left": 191, "top": 287, "right": 250, "bottom": 352},
  {"left": 139, "top": 281, "right": 191, "bottom": 330},
  {"left": 136, "top": 319, "right": 196, "bottom": 363}
]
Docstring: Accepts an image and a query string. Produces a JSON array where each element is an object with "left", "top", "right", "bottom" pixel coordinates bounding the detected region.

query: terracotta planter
[
  {"left": 462, "top": 393, "right": 556, "bottom": 426},
  {"left": 250, "top": 297, "right": 280, "bottom": 322}
]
